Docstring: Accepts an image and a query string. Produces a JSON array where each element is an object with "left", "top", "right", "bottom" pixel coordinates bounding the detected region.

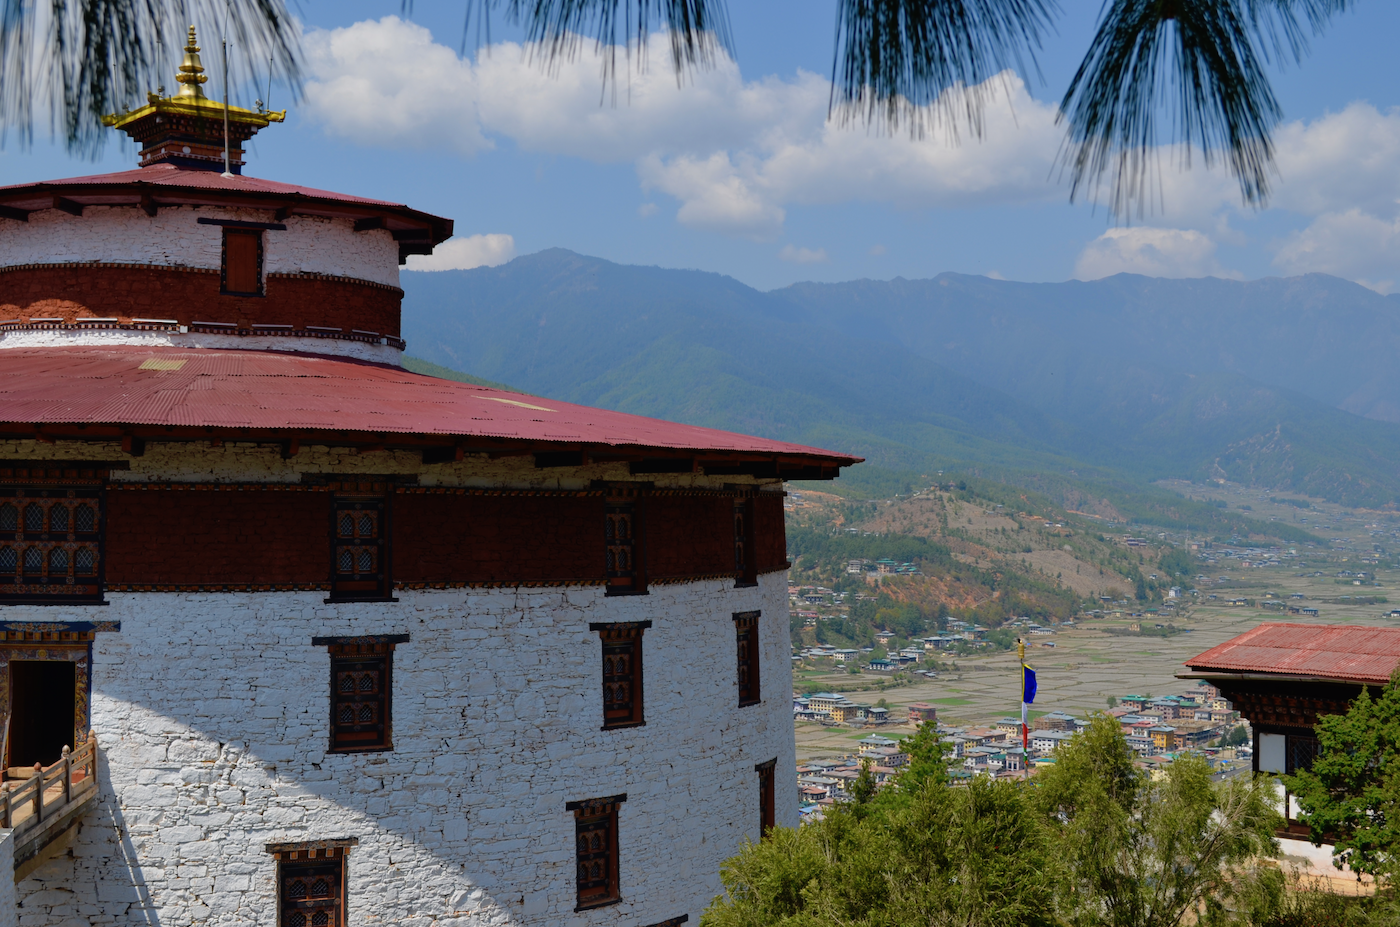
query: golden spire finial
[{"left": 175, "top": 25, "right": 209, "bottom": 99}]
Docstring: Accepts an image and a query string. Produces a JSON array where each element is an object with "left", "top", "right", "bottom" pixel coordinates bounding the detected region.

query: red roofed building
[
  {"left": 0, "top": 33, "right": 858, "bottom": 927},
  {"left": 1181, "top": 622, "right": 1400, "bottom": 777}
]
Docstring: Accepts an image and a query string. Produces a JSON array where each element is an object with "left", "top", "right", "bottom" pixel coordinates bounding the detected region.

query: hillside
[
  {"left": 399, "top": 250, "right": 1400, "bottom": 509},
  {"left": 779, "top": 476, "right": 1216, "bottom": 659}
]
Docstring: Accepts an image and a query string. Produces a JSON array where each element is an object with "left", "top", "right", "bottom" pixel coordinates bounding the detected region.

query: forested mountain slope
[{"left": 400, "top": 250, "right": 1400, "bottom": 508}]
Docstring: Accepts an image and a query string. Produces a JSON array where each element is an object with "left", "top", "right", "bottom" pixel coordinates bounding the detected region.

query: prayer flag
[{"left": 1022, "top": 665, "right": 1037, "bottom": 704}]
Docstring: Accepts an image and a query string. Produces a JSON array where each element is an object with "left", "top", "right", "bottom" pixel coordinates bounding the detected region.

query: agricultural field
[{"left": 793, "top": 480, "right": 1400, "bottom": 762}]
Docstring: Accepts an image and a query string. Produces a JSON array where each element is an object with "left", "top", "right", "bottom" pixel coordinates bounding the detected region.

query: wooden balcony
[{"left": 1, "top": 733, "right": 98, "bottom": 881}]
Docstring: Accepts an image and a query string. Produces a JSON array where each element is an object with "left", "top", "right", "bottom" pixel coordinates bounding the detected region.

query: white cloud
[
  {"left": 637, "top": 202, "right": 658, "bottom": 217},
  {"left": 304, "top": 18, "right": 1066, "bottom": 238},
  {"left": 779, "top": 244, "right": 828, "bottom": 264},
  {"left": 1271, "top": 103, "right": 1400, "bottom": 220},
  {"left": 405, "top": 233, "right": 516, "bottom": 271},
  {"left": 304, "top": 17, "right": 1400, "bottom": 289},
  {"left": 1074, "top": 227, "right": 1235, "bottom": 280},
  {"left": 304, "top": 17, "right": 489, "bottom": 155},
  {"left": 869, "top": 244, "right": 887, "bottom": 256},
  {"left": 1272, "top": 210, "right": 1400, "bottom": 293}
]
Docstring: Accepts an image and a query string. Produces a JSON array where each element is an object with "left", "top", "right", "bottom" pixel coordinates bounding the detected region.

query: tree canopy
[
  {"left": 1287, "top": 672, "right": 1400, "bottom": 883},
  {"left": 704, "top": 715, "right": 1288, "bottom": 927}
]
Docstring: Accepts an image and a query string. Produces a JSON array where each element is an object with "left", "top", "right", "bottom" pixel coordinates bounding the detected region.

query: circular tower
[{"left": 0, "top": 34, "right": 858, "bottom": 927}]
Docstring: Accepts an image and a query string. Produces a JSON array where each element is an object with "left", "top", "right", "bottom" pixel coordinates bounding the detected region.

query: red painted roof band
[
  {"left": 1185, "top": 622, "right": 1400, "bottom": 686},
  {"left": 0, "top": 346, "right": 860, "bottom": 464}
]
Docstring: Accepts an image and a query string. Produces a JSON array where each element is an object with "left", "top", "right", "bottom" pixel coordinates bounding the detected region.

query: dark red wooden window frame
[
  {"left": 590, "top": 621, "right": 650, "bottom": 729},
  {"left": 603, "top": 484, "right": 647, "bottom": 595},
  {"left": 221, "top": 227, "right": 264, "bottom": 296},
  {"left": 0, "top": 468, "right": 107, "bottom": 606},
  {"left": 328, "top": 484, "right": 392, "bottom": 602},
  {"left": 734, "top": 610, "right": 761, "bottom": 707},
  {"left": 567, "top": 794, "right": 626, "bottom": 911},
  {"left": 756, "top": 758, "right": 776, "bottom": 835},
  {"left": 314, "top": 635, "right": 408, "bottom": 753},
  {"left": 268, "top": 840, "right": 357, "bottom": 927}
]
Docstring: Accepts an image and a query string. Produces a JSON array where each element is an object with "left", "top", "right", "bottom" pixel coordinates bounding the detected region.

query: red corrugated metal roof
[
  {"left": 0, "top": 162, "right": 403, "bottom": 208},
  {"left": 0, "top": 346, "right": 860, "bottom": 464},
  {"left": 1185, "top": 622, "right": 1400, "bottom": 685}
]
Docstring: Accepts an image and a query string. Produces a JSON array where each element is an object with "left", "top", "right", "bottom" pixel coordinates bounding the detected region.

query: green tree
[
  {"left": 1035, "top": 714, "right": 1282, "bottom": 927},
  {"left": 702, "top": 775, "right": 1054, "bottom": 927},
  {"left": 891, "top": 720, "right": 950, "bottom": 799},
  {"left": 1287, "top": 674, "right": 1400, "bottom": 882},
  {"left": 849, "top": 758, "right": 879, "bottom": 809},
  {"left": 1160, "top": 547, "right": 1197, "bottom": 579},
  {"left": 1107, "top": 695, "right": 1118, "bottom": 708}
]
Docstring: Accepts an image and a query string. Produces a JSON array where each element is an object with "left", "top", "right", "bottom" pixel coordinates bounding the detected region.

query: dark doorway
[{"left": 7, "top": 661, "right": 75, "bottom": 772}]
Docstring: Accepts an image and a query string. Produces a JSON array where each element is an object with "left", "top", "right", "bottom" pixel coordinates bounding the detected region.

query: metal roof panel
[
  {"left": 1184, "top": 622, "right": 1400, "bottom": 685},
  {"left": 0, "top": 346, "right": 861, "bottom": 465}
]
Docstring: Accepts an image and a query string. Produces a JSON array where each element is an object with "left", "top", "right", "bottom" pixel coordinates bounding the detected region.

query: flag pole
[
  {"left": 221, "top": 2, "right": 234, "bottom": 178},
  {"left": 1018, "top": 637, "right": 1027, "bottom": 761}
]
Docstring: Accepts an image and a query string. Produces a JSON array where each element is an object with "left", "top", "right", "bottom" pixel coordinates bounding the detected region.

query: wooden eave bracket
[{"left": 52, "top": 196, "right": 84, "bottom": 217}]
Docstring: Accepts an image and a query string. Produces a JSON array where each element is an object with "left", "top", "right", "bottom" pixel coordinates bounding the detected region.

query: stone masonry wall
[
  {"left": 0, "top": 207, "right": 400, "bottom": 287},
  {"left": 16, "top": 574, "right": 796, "bottom": 926}
]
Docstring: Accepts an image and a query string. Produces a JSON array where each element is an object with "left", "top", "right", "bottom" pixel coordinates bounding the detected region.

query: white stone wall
[
  {"left": 0, "top": 328, "right": 404, "bottom": 365},
  {"left": 15, "top": 575, "right": 795, "bottom": 926},
  {"left": 0, "top": 206, "right": 400, "bottom": 287}
]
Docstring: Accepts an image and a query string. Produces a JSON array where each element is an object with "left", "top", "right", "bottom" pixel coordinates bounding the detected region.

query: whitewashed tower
[{"left": 0, "top": 33, "right": 857, "bottom": 927}]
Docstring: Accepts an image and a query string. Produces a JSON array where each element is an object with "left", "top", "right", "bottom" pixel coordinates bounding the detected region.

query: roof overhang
[
  {"left": 0, "top": 346, "right": 862, "bottom": 479},
  {"left": 0, "top": 174, "right": 452, "bottom": 263},
  {"left": 1177, "top": 670, "right": 1380, "bottom": 687}
]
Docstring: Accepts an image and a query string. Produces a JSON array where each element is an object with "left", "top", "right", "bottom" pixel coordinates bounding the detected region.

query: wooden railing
[{"left": 0, "top": 732, "right": 97, "bottom": 835}]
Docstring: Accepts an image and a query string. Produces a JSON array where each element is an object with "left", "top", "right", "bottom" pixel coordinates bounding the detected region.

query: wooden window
[
  {"left": 734, "top": 610, "right": 761, "bottom": 707},
  {"left": 314, "top": 635, "right": 408, "bottom": 753},
  {"left": 603, "top": 484, "right": 646, "bottom": 595},
  {"left": 221, "top": 228, "right": 263, "bottom": 296},
  {"left": 590, "top": 621, "right": 650, "bottom": 729},
  {"left": 0, "top": 470, "right": 105, "bottom": 605},
  {"left": 756, "top": 758, "right": 776, "bottom": 835},
  {"left": 567, "top": 794, "right": 626, "bottom": 910},
  {"left": 267, "top": 840, "right": 357, "bottom": 927},
  {"left": 733, "top": 495, "right": 757, "bottom": 587},
  {"left": 329, "top": 487, "right": 390, "bottom": 601}
]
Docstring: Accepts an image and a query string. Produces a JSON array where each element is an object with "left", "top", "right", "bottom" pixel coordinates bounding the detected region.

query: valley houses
[{"left": 0, "top": 35, "right": 858, "bottom": 927}]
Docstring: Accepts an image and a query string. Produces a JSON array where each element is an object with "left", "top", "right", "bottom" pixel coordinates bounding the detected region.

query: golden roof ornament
[
  {"left": 175, "top": 25, "right": 209, "bottom": 100},
  {"left": 101, "top": 26, "right": 285, "bottom": 174}
]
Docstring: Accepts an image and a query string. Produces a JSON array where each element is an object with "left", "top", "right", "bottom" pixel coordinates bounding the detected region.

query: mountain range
[{"left": 399, "top": 250, "right": 1400, "bottom": 510}]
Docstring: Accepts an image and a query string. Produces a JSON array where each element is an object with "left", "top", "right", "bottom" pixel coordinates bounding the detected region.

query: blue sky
[{"left": 3, "top": 1, "right": 1399, "bottom": 291}]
